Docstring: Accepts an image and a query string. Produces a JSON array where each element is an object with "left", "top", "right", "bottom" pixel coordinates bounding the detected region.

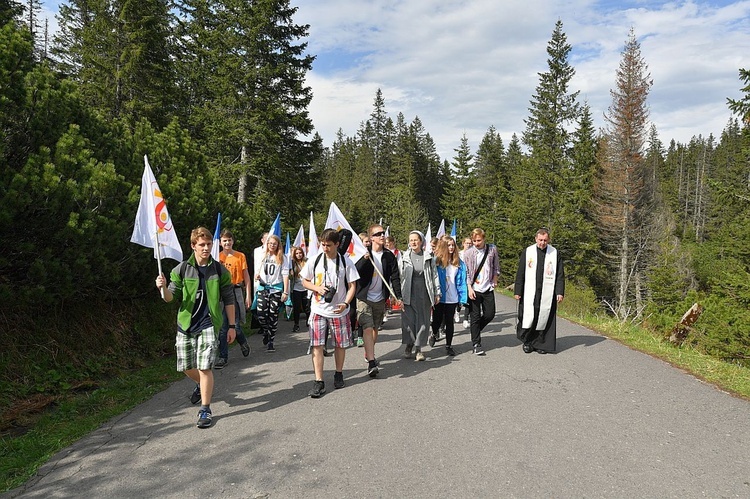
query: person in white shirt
[
  {"left": 301, "top": 228, "right": 359, "bottom": 397},
  {"left": 253, "top": 234, "right": 290, "bottom": 352}
]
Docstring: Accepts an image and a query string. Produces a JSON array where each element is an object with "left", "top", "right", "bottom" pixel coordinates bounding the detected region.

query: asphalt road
[{"left": 6, "top": 294, "right": 749, "bottom": 498}]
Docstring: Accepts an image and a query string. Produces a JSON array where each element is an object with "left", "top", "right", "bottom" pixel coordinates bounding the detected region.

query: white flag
[
  {"left": 307, "top": 212, "right": 319, "bottom": 260},
  {"left": 293, "top": 224, "right": 306, "bottom": 254},
  {"left": 435, "top": 219, "right": 446, "bottom": 239},
  {"left": 424, "top": 223, "right": 433, "bottom": 254},
  {"left": 130, "top": 155, "right": 183, "bottom": 262},
  {"left": 324, "top": 202, "right": 368, "bottom": 263}
]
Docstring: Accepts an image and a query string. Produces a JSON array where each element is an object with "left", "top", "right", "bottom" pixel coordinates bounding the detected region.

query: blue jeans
[{"left": 219, "top": 305, "right": 248, "bottom": 359}]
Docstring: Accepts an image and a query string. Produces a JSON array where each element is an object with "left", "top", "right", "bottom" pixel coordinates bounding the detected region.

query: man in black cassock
[{"left": 514, "top": 228, "right": 565, "bottom": 354}]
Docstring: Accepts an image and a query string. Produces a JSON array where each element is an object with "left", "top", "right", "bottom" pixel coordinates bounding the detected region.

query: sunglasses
[{"left": 370, "top": 231, "right": 386, "bottom": 237}]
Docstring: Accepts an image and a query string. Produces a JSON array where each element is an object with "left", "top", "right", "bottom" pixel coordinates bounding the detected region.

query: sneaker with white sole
[
  {"left": 214, "top": 357, "right": 228, "bottom": 369},
  {"left": 462, "top": 320, "right": 470, "bottom": 329},
  {"left": 472, "top": 344, "right": 485, "bottom": 356},
  {"left": 197, "top": 409, "right": 212, "bottom": 428},
  {"left": 415, "top": 350, "right": 426, "bottom": 361},
  {"left": 367, "top": 360, "right": 379, "bottom": 378}
]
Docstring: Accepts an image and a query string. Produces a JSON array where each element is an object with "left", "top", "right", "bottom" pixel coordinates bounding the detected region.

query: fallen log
[{"left": 669, "top": 302, "right": 704, "bottom": 345}]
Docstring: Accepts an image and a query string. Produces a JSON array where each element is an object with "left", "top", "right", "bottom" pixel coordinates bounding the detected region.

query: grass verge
[{"left": 0, "top": 358, "right": 181, "bottom": 492}]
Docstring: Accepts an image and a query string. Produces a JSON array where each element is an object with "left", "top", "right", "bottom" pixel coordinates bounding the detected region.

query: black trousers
[
  {"left": 469, "top": 290, "right": 495, "bottom": 346},
  {"left": 291, "top": 289, "right": 310, "bottom": 326},
  {"left": 432, "top": 302, "right": 458, "bottom": 346}
]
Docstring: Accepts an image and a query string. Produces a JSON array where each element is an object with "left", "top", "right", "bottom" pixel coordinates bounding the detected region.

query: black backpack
[{"left": 337, "top": 228, "right": 353, "bottom": 257}]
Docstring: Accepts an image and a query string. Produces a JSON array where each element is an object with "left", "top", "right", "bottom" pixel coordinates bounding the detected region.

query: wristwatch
[{"left": 228, "top": 325, "right": 236, "bottom": 328}]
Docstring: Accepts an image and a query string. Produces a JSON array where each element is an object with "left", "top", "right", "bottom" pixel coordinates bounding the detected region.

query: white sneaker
[
  {"left": 462, "top": 320, "right": 470, "bottom": 329},
  {"left": 454, "top": 311, "right": 460, "bottom": 323}
]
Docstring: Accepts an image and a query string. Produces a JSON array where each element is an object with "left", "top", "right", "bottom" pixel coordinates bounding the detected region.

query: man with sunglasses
[{"left": 355, "top": 224, "right": 403, "bottom": 377}]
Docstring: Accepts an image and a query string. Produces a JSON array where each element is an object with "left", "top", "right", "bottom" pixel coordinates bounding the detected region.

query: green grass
[{"left": 0, "top": 358, "right": 182, "bottom": 492}]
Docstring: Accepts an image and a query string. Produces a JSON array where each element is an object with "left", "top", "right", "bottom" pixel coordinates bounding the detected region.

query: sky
[{"left": 40, "top": 0, "right": 750, "bottom": 160}]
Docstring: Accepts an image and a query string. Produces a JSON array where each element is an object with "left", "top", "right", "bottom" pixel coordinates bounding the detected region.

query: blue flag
[
  {"left": 450, "top": 219, "right": 457, "bottom": 237},
  {"left": 269, "top": 213, "right": 282, "bottom": 238},
  {"left": 211, "top": 212, "right": 222, "bottom": 261}
]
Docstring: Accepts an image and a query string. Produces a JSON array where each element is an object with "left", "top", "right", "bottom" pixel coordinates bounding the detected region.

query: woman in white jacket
[{"left": 400, "top": 230, "right": 440, "bottom": 361}]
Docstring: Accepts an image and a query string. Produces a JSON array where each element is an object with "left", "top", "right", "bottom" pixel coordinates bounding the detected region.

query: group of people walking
[{"left": 155, "top": 224, "right": 564, "bottom": 428}]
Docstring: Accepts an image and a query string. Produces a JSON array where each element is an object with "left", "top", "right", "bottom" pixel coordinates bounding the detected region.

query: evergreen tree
[
  {"left": 727, "top": 68, "right": 750, "bottom": 123},
  {"left": 174, "top": 0, "right": 320, "bottom": 224},
  {"left": 472, "top": 126, "right": 507, "bottom": 248},
  {"left": 560, "top": 103, "right": 601, "bottom": 287},
  {"left": 522, "top": 19, "right": 580, "bottom": 222},
  {"left": 441, "top": 133, "right": 475, "bottom": 231},
  {"left": 52, "top": 0, "right": 175, "bottom": 127},
  {"left": 410, "top": 117, "right": 443, "bottom": 224},
  {"left": 1, "top": 0, "right": 23, "bottom": 24},
  {"left": 117, "top": 0, "right": 175, "bottom": 127},
  {"left": 593, "top": 28, "right": 654, "bottom": 319}
]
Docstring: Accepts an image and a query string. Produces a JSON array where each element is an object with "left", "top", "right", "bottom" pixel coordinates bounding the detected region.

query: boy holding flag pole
[{"left": 132, "top": 156, "right": 235, "bottom": 429}]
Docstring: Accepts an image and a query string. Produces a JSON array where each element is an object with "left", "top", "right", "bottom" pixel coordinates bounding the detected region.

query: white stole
[{"left": 522, "top": 244, "right": 557, "bottom": 330}]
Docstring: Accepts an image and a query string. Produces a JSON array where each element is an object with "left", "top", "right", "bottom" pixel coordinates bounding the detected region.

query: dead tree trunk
[{"left": 669, "top": 303, "right": 704, "bottom": 345}]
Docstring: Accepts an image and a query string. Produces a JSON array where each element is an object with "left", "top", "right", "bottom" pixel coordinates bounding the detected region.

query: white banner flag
[
  {"left": 293, "top": 224, "right": 306, "bottom": 254},
  {"left": 435, "top": 219, "right": 446, "bottom": 239},
  {"left": 307, "top": 212, "right": 319, "bottom": 260},
  {"left": 324, "top": 202, "right": 368, "bottom": 263},
  {"left": 130, "top": 155, "right": 183, "bottom": 262}
]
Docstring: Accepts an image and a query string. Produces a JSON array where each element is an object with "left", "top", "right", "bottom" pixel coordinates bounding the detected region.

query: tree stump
[{"left": 669, "top": 303, "right": 704, "bottom": 345}]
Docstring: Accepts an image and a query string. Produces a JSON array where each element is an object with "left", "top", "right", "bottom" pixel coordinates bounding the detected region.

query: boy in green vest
[{"left": 155, "top": 227, "right": 236, "bottom": 428}]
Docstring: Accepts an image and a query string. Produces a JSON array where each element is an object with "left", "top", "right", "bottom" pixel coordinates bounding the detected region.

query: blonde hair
[
  {"left": 435, "top": 236, "right": 459, "bottom": 268},
  {"left": 264, "top": 234, "right": 283, "bottom": 264},
  {"left": 190, "top": 227, "right": 212, "bottom": 245},
  {"left": 470, "top": 228, "right": 485, "bottom": 240}
]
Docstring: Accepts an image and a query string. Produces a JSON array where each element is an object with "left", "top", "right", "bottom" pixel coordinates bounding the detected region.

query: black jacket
[{"left": 355, "top": 248, "right": 402, "bottom": 301}]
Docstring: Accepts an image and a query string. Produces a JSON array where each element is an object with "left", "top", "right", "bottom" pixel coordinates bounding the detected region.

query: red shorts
[{"left": 309, "top": 313, "right": 352, "bottom": 348}]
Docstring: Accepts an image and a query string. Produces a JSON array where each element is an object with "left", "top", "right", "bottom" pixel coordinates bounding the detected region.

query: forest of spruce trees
[{"left": 2, "top": 0, "right": 749, "bottom": 397}]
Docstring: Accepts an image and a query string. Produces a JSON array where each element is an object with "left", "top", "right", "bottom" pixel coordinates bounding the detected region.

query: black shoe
[
  {"left": 428, "top": 333, "right": 437, "bottom": 347},
  {"left": 536, "top": 349, "right": 547, "bottom": 355},
  {"left": 267, "top": 341, "right": 275, "bottom": 352},
  {"left": 309, "top": 380, "right": 325, "bottom": 398},
  {"left": 472, "top": 344, "right": 485, "bottom": 356},
  {"left": 446, "top": 346, "right": 456, "bottom": 356},
  {"left": 367, "top": 360, "right": 379, "bottom": 378},
  {"left": 262, "top": 333, "right": 269, "bottom": 345},
  {"left": 323, "top": 348, "right": 333, "bottom": 357},
  {"left": 214, "top": 357, "right": 228, "bottom": 369},
  {"left": 522, "top": 344, "right": 533, "bottom": 354},
  {"left": 292, "top": 324, "right": 300, "bottom": 332},
  {"left": 196, "top": 408, "right": 212, "bottom": 428},
  {"left": 334, "top": 372, "right": 345, "bottom": 389},
  {"left": 190, "top": 384, "right": 201, "bottom": 405},
  {"left": 240, "top": 342, "right": 251, "bottom": 357}
]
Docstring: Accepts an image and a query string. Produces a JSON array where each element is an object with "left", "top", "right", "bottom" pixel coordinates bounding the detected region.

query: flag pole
[
  {"left": 155, "top": 230, "right": 165, "bottom": 299},
  {"left": 370, "top": 259, "right": 399, "bottom": 303}
]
